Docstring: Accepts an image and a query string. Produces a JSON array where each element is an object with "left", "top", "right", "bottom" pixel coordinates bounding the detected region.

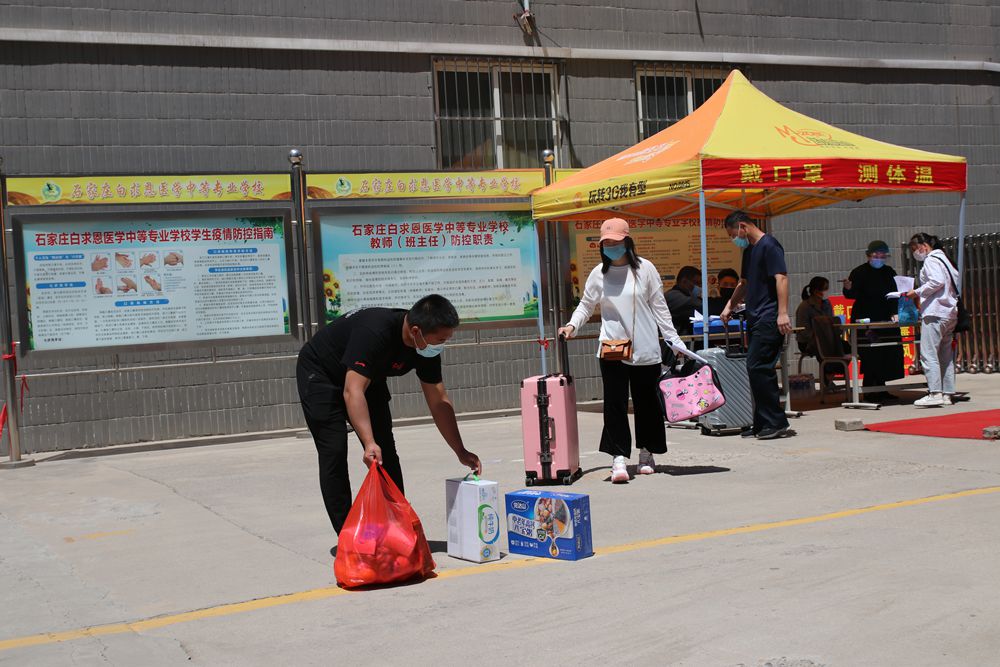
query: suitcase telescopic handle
[
  {"left": 557, "top": 333, "right": 570, "bottom": 376},
  {"left": 723, "top": 314, "right": 749, "bottom": 359}
]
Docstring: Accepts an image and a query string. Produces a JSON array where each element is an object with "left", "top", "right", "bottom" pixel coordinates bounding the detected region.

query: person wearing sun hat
[
  {"left": 842, "top": 239, "right": 905, "bottom": 404},
  {"left": 558, "top": 218, "right": 687, "bottom": 484}
]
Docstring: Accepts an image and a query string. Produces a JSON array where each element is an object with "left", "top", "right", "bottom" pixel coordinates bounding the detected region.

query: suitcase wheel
[
  {"left": 525, "top": 476, "right": 534, "bottom": 487},
  {"left": 561, "top": 476, "right": 572, "bottom": 485}
]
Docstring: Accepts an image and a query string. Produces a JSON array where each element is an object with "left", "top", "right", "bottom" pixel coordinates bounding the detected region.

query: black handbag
[
  {"left": 933, "top": 256, "right": 971, "bottom": 334},
  {"left": 954, "top": 297, "right": 972, "bottom": 334}
]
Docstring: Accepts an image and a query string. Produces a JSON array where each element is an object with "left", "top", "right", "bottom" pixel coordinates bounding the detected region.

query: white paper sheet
[{"left": 689, "top": 310, "right": 723, "bottom": 322}]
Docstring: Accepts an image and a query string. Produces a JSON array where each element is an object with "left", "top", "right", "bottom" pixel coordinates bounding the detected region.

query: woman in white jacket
[
  {"left": 904, "top": 232, "right": 960, "bottom": 407},
  {"left": 558, "top": 218, "right": 687, "bottom": 483}
]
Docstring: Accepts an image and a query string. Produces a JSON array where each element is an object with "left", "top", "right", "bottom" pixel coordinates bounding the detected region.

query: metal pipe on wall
[
  {"left": 0, "top": 164, "right": 34, "bottom": 468},
  {"left": 289, "top": 149, "right": 313, "bottom": 341}
]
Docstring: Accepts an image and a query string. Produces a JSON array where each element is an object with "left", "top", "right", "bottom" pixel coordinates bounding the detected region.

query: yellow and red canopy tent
[{"left": 531, "top": 70, "right": 968, "bottom": 346}]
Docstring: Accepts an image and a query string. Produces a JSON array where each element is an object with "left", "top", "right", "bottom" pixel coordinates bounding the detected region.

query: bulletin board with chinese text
[
  {"left": 11, "top": 207, "right": 297, "bottom": 355},
  {"left": 311, "top": 207, "right": 541, "bottom": 327}
]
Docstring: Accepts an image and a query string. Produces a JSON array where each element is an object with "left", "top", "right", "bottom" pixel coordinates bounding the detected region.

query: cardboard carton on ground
[
  {"left": 445, "top": 476, "right": 502, "bottom": 562},
  {"left": 505, "top": 489, "right": 593, "bottom": 561}
]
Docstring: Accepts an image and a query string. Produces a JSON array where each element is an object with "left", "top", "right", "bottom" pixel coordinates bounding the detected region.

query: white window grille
[
  {"left": 434, "top": 57, "right": 560, "bottom": 169},
  {"left": 635, "top": 64, "right": 733, "bottom": 139}
]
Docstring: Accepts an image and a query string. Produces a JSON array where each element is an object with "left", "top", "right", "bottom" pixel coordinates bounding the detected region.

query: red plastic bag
[{"left": 334, "top": 463, "right": 436, "bottom": 589}]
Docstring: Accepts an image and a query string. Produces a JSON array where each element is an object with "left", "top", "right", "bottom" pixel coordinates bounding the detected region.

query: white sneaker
[
  {"left": 942, "top": 394, "right": 953, "bottom": 406},
  {"left": 637, "top": 449, "right": 655, "bottom": 475},
  {"left": 914, "top": 393, "right": 945, "bottom": 408},
  {"left": 610, "top": 455, "right": 629, "bottom": 483}
]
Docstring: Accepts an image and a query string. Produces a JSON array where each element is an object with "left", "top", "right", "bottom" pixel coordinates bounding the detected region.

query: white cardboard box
[{"left": 445, "top": 477, "right": 502, "bottom": 562}]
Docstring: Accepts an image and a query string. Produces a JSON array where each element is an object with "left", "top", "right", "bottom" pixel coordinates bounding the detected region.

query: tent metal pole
[
  {"left": 699, "top": 191, "right": 710, "bottom": 349},
  {"left": 957, "top": 193, "right": 967, "bottom": 290}
]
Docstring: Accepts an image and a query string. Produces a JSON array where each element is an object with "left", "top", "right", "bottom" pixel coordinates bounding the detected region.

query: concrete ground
[{"left": 2, "top": 375, "right": 1000, "bottom": 666}]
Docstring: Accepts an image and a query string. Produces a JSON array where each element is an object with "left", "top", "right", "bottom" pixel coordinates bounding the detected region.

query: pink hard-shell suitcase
[{"left": 520, "top": 336, "right": 582, "bottom": 486}]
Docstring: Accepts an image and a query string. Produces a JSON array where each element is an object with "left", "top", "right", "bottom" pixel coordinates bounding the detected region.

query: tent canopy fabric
[{"left": 532, "top": 70, "right": 967, "bottom": 221}]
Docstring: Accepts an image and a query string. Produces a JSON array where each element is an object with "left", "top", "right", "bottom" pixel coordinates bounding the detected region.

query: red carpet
[{"left": 866, "top": 409, "right": 1000, "bottom": 440}]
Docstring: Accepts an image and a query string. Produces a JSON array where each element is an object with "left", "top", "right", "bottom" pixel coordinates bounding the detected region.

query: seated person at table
[
  {"left": 795, "top": 277, "right": 834, "bottom": 353},
  {"left": 708, "top": 268, "right": 740, "bottom": 316},
  {"left": 795, "top": 276, "right": 847, "bottom": 390},
  {"left": 665, "top": 265, "right": 702, "bottom": 336}
]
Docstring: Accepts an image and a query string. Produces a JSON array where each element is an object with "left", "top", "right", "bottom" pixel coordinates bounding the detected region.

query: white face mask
[
  {"left": 415, "top": 328, "right": 445, "bottom": 358},
  {"left": 912, "top": 249, "right": 928, "bottom": 262}
]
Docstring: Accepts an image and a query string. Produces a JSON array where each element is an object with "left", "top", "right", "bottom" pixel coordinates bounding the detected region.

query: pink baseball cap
[{"left": 599, "top": 217, "right": 629, "bottom": 242}]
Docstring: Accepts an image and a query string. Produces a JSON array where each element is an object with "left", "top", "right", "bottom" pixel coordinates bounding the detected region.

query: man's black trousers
[
  {"left": 296, "top": 360, "right": 403, "bottom": 534},
  {"left": 746, "top": 319, "right": 790, "bottom": 433}
]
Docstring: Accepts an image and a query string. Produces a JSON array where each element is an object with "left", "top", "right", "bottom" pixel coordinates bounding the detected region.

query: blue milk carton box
[{"left": 505, "top": 490, "right": 593, "bottom": 560}]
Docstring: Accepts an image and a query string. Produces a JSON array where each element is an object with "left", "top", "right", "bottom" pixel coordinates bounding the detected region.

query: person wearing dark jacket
[
  {"left": 708, "top": 268, "right": 740, "bottom": 316},
  {"left": 842, "top": 240, "right": 905, "bottom": 403},
  {"left": 665, "top": 265, "right": 702, "bottom": 336}
]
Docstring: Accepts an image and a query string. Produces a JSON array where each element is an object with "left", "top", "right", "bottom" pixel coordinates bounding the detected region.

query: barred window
[
  {"left": 635, "top": 64, "right": 732, "bottom": 140},
  {"left": 434, "top": 58, "right": 559, "bottom": 169}
]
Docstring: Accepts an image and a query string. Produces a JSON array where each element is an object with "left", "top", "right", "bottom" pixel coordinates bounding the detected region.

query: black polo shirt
[
  {"left": 740, "top": 234, "right": 787, "bottom": 326},
  {"left": 298, "top": 308, "right": 443, "bottom": 389}
]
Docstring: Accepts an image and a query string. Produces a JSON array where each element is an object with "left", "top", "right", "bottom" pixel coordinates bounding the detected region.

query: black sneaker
[
  {"left": 740, "top": 428, "right": 756, "bottom": 438},
  {"left": 756, "top": 426, "right": 790, "bottom": 440}
]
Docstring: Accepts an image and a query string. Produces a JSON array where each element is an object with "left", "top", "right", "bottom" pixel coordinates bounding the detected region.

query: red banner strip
[{"left": 702, "top": 159, "right": 966, "bottom": 192}]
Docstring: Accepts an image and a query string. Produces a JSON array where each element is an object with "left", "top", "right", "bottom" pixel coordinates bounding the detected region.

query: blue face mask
[
  {"left": 602, "top": 244, "right": 627, "bottom": 261},
  {"left": 415, "top": 329, "right": 445, "bottom": 358},
  {"left": 732, "top": 236, "right": 750, "bottom": 249},
  {"left": 869, "top": 258, "right": 885, "bottom": 269},
  {"left": 692, "top": 286, "right": 703, "bottom": 299}
]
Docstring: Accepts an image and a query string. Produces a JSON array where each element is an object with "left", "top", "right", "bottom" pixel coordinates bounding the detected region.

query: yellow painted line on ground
[
  {"left": 0, "top": 586, "right": 352, "bottom": 651},
  {"left": 3, "top": 484, "right": 999, "bottom": 653},
  {"left": 63, "top": 529, "right": 135, "bottom": 543},
  {"left": 595, "top": 485, "right": 1000, "bottom": 556}
]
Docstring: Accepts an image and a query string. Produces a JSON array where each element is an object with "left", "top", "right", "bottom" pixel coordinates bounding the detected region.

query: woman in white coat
[
  {"left": 558, "top": 218, "right": 687, "bottom": 483},
  {"left": 904, "top": 232, "right": 960, "bottom": 407}
]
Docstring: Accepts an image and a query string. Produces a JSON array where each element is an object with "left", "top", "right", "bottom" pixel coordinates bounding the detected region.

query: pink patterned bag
[{"left": 658, "top": 363, "right": 726, "bottom": 423}]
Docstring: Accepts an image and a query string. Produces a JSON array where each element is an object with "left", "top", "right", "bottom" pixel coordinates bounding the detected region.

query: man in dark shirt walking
[
  {"left": 720, "top": 211, "right": 792, "bottom": 439},
  {"left": 296, "top": 294, "right": 482, "bottom": 542}
]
